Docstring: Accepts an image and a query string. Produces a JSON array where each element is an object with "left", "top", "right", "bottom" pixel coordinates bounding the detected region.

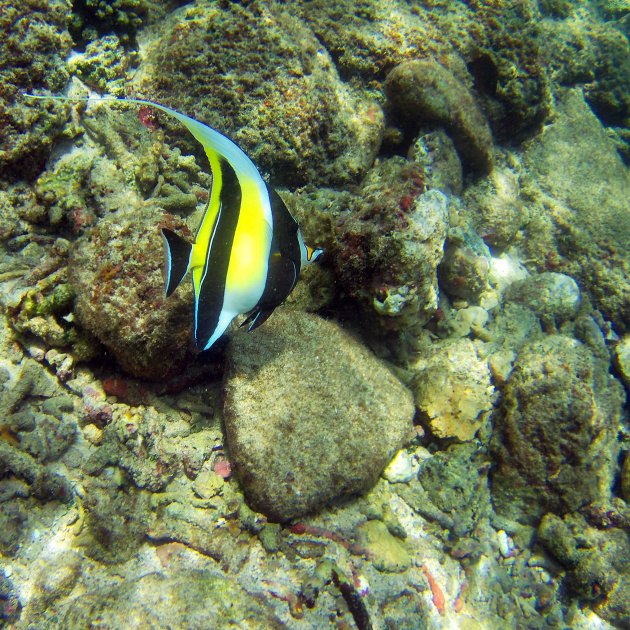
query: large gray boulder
[{"left": 224, "top": 310, "right": 414, "bottom": 521}]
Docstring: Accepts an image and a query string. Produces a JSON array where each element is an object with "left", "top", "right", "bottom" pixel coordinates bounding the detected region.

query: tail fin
[{"left": 161, "top": 228, "right": 192, "bottom": 297}]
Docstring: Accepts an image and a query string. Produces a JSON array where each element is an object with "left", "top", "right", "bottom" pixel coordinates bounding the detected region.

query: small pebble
[
  {"left": 383, "top": 450, "right": 415, "bottom": 483},
  {"left": 497, "top": 529, "right": 512, "bottom": 557}
]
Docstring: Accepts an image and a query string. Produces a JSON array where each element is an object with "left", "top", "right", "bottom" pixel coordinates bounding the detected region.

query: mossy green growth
[
  {"left": 595, "top": 0, "right": 630, "bottom": 19},
  {"left": 538, "top": 0, "right": 575, "bottom": 18},
  {"left": 69, "top": 35, "right": 139, "bottom": 94},
  {"left": 36, "top": 157, "right": 93, "bottom": 227},
  {"left": 35, "top": 284, "right": 75, "bottom": 317},
  {"left": 69, "top": 0, "right": 149, "bottom": 49}
]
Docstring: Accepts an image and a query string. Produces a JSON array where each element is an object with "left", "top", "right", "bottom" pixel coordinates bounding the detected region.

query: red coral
[{"left": 138, "top": 106, "right": 159, "bottom": 132}]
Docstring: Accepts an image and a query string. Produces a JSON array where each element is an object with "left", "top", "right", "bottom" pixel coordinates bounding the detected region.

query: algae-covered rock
[
  {"left": 538, "top": 512, "right": 630, "bottom": 627},
  {"left": 467, "top": 0, "right": 552, "bottom": 137},
  {"left": 69, "top": 0, "right": 151, "bottom": 49},
  {"left": 542, "top": 7, "right": 630, "bottom": 130},
  {"left": 60, "top": 570, "right": 280, "bottom": 628},
  {"left": 332, "top": 159, "right": 449, "bottom": 335},
  {"left": 0, "top": 0, "right": 73, "bottom": 181},
  {"left": 224, "top": 310, "right": 414, "bottom": 521},
  {"left": 356, "top": 520, "right": 411, "bottom": 573},
  {"left": 462, "top": 162, "right": 529, "bottom": 251},
  {"left": 385, "top": 59, "right": 494, "bottom": 174},
  {"left": 295, "top": 0, "right": 551, "bottom": 136},
  {"left": 412, "top": 338, "right": 495, "bottom": 442},
  {"left": 408, "top": 129, "right": 464, "bottom": 196},
  {"left": 523, "top": 89, "right": 630, "bottom": 332},
  {"left": 615, "top": 335, "right": 630, "bottom": 389},
  {"left": 507, "top": 272, "right": 581, "bottom": 324},
  {"left": 133, "top": 0, "right": 383, "bottom": 187},
  {"left": 491, "top": 335, "right": 625, "bottom": 524},
  {"left": 439, "top": 233, "right": 492, "bottom": 305},
  {"left": 69, "top": 212, "right": 194, "bottom": 380},
  {"left": 68, "top": 34, "right": 139, "bottom": 94},
  {"left": 417, "top": 442, "right": 492, "bottom": 538}
]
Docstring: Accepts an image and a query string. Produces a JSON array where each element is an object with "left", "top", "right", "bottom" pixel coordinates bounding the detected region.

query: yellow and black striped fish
[{"left": 25, "top": 94, "right": 323, "bottom": 351}]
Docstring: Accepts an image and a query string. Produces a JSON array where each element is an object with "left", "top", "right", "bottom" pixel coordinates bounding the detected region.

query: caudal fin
[{"left": 161, "top": 228, "right": 192, "bottom": 296}]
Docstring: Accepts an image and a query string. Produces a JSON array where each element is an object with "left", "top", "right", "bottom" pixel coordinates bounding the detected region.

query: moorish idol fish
[{"left": 24, "top": 92, "right": 324, "bottom": 351}]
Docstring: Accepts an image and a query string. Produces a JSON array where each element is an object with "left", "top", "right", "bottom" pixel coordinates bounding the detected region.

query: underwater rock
[
  {"left": 295, "top": 0, "right": 551, "bottom": 136},
  {"left": 356, "top": 520, "right": 411, "bottom": 573},
  {"left": 467, "top": 0, "right": 552, "bottom": 137},
  {"left": 538, "top": 512, "right": 629, "bottom": 627},
  {"left": 542, "top": 6, "right": 630, "bottom": 132},
  {"left": 439, "top": 231, "right": 492, "bottom": 304},
  {"left": 224, "top": 310, "right": 414, "bottom": 521},
  {"left": 68, "top": 0, "right": 157, "bottom": 49},
  {"left": 416, "top": 442, "right": 492, "bottom": 539},
  {"left": 382, "top": 449, "right": 415, "bottom": 484},
  {"left": 133, "top": 0, "right": 383, "bottom": 187},
  {"left": 523, "top": 89, "right": 630, "bottom": 333},
  {"left": 491, "top": 335, "right": 625, "bottom": 525},
  {"left": 622, "top": 451, "right": 630, "bottom": 504},
  {"left": 412, "top": 338, "right": 495, "bottom": 442},
  {"left": 507, "top": 272, "right": 581, "bottom": 324},
  {"left": 0, "top": 0, "right": 73, "bottom": 181},
  {"left": 408, "top": 129, "right": 463, "bottom": 196},
  {"left": 332, "top": 159, "right": 449, "bottom": 335},
  {"left": 385, "top": 59, "right": 494, "bottom": 174},
  {"left": 68, "top": 34, "right": 139, "bottom": 95},
  {"left": 60, "top": 570, "right": 280, "bottom": 628},
  {"left": 68, "top": 212, "right": 195, "bottom": 380},
  {"left": 463, "top": 163, "right": 529, "bottom": 252}
]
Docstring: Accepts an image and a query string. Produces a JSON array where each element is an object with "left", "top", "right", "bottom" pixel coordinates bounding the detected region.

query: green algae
[
  {"left": 0, "top": 0, "right": 72, "bottom": 181},
  {"left": 69, "top": 0, "right": 150, "bottom": 49}
]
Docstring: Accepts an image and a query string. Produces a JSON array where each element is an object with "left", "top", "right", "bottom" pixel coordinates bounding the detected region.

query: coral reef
[
  {"left": 1, "top": 0, "right": 629, "bottom": 627},
  {"left": 0, "top": 0, "right": 72, "bottom": 181},
  {"left": 224, "top": 309, "right": 414, "bottom": 521},
  {"left": 132, "top": 0, "right": 384, "bottom": 187}
]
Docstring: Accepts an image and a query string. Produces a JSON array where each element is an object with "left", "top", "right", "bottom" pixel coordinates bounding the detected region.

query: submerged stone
[
  {"left": 491, "top": 335, "right": 625, "bottom": 524},
  {"left": 412, "top": 338, "right": 495, "bottom": 442},
  {"left": 134, "top": 0, "right": 383, "bottom": 187},
  {"left": 69, "top": 212, "right": 195, "bottom": 380},
  {"left": 224, "top": 310, "right": 414, "bottom": 521},
  {"left": 385, "top": 59, "right": 494, "bottom": 174},
  {"left": 507, "top": 272, "right": 581, "bottom": 323},
  {"left": 523, "top": 89, "right": 630, "bottom": 333}
]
